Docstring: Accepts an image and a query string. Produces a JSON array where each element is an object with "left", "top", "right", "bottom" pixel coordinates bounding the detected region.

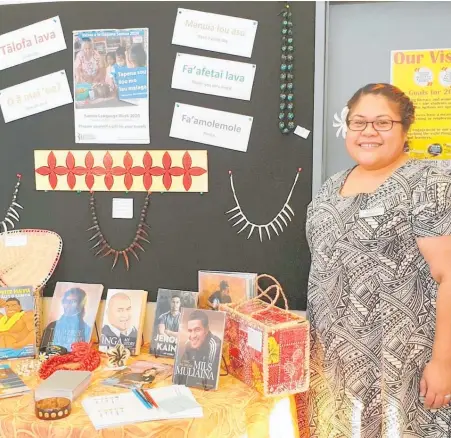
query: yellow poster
[{"left": 390, "top": 48, "right": 451, "bottom": 160}]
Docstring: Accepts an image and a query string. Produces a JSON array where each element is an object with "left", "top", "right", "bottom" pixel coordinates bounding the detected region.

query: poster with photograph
[
  {"left": 40, "top": 282, "right": 104, "bottom": 351},
  {"left": 99, "top": 289, "right": 148, "bottom": 355},
  {"left": 173, "top": 308, "right": 225, "bottom": 390},
  {"left": 0, "top": 286, "right": 35, "bottom": 360},
  {"left": 391, "top": 48, "right": 451, "bottom": 160},
  {"left": 198, "top": 270, "right": 257, "bottom": 310},
  {"left": 73, "top": 28, "right": 150, "bottom": 144},
  {"left": 150, "top": 289, "right": 199, "bottom": 358}
]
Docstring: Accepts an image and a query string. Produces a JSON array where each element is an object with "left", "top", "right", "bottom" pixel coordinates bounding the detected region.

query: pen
[
  {"left": 142, "top": 389, "right": 159, "bottom": 408},
  {"left": 132, "top": 388, "right": 152, "bottom": 409}
]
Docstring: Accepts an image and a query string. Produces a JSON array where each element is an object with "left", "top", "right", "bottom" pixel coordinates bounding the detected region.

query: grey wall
[{"left": 324, "top": 1, "right": 451, "bottom": 180}]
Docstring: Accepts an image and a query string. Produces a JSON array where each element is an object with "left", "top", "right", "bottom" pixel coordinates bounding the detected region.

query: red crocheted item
[{"left": 38, "top": 342, "right": 101, "bottom": 380}]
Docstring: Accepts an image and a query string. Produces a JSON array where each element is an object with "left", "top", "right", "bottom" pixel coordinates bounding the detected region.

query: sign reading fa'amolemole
[{"left": 170, "top": 103, "right": 253, "bottom": 152}]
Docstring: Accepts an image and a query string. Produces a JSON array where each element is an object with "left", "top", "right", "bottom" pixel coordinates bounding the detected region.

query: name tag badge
[{"left": 359, "top": 207, "right": 385, "bottom": 218}]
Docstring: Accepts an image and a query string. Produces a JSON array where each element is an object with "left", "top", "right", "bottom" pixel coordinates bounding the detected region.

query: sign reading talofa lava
[
  {"left": 170, "top": 103, "right": 253, "bottom": 152},
  {"left": 34, "top": 150, "right": 208, "bottom": 192},
  {"left": 0, "top": 16, "right": 66, "bottom": 71}
]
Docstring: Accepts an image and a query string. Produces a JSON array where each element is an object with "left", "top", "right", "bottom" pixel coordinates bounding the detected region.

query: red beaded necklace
[
  {"left": 87, "top": 192, "right": 151, "bottom": 271},
  {"left": 38, "top": 342, "right": 101, "bottom": 380}
]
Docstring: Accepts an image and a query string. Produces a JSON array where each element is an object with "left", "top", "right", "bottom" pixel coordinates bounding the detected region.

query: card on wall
[
  {"left": 169, "top": 103, "right": 253, "bottom": 153},
  {"left": 172, "top": 8, "right": 258, "bottom": 58},
  {"left": 73, "top": 28, "right": 150, "bottom": 144},
  {"left": 0, "top": 16, "right": 67, "bottom": 71},
  {"left": 172, "top": 53, "right": 256, "bottom": 101},
  {"left": 0, "top": 70, "right": 73, "bottom": 123},
  {"left": 34, "top": 150, "right": 208, "bottom": 192}
]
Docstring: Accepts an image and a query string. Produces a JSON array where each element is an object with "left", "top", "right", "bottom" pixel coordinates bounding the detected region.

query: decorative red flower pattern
[
  {"left": 35, "top": 151, "right": 207, "bottom": 191},
  {"left": 130, "top": 152, "right": 165, "bottom": 191},
  {"left": 181, "top": 151, "right": 207, "bottom": 191}
]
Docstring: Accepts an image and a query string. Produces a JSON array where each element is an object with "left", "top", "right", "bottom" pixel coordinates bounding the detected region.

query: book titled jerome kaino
[
  {"left": 173, "top": 308, "right": 226, "bottom": 390},
  {"left": 0, "top": 286, "right": 36, "bottom": 360},
  {"left": 150, "top": 289, "right": 199, "bottom": 358}
]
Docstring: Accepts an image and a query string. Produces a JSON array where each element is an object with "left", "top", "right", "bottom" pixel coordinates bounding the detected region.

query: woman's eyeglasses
[{"left": 347, "top": 119, "right": 403, "bottom": 132}]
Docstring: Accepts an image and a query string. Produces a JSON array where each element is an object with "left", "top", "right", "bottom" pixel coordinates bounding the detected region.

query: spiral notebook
[{"left": 82, "top": 385, "right": 203, "bottom": 430}]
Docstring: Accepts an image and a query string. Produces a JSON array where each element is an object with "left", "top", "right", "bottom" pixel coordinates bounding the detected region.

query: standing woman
[{"left": 306, "top": 83, "right": 451, "bottom": 437}]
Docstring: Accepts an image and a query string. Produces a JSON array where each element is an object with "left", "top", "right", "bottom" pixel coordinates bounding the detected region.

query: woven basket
[
  {"left": 0, "top": 229, "right": 63, "bottom": 346},
  {"left": 221, "top": 274, "right": 309, "bottom": 397}
]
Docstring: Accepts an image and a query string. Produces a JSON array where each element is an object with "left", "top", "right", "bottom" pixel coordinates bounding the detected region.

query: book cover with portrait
[
  {"left": 0, "top": 286, "right": 36, "bottom": 360},
  {"left": 101, "top": 360, "right": 172, "bottom": 390},
  {"left": 198, "top": 271, "right": 257, "bottom": 310},
  {"left": 150, "top": 289, "right": 199, "bottom": 358},
  {"left": 99, "top": 289, "right": 148, "bottom": 355},
  {"left": 40, "top": 282, "right": 104, "bottom": 352},
  {"left": 173, "top": 308, "right": 225, "bottom": 391}
]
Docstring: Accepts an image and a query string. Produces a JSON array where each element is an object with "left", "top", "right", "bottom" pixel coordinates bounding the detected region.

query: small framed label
[{"left": 112, "top": 198, "right": 133, "bottom": 219}]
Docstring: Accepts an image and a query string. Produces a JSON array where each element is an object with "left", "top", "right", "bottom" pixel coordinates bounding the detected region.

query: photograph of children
[
  {"left": 102, "top": 360, "right": 172, "bottom": 390},
  {"left": 41, "top": 282, "right": 104, "bottom": 352},
  {"left": 198, "top": 272, "right": 247, "bottom": 310},
  {"left": 150, "top": 289, "right": 199, "bottom": 358},
  {"left": 173, "top": 308, "right": 226, "bottom": 390},
  {"left": 100, "top": 289, "right": 146, "bottom": 355},
  {"left": 73, "top": 28, "right": 148, "bottom": 109}
]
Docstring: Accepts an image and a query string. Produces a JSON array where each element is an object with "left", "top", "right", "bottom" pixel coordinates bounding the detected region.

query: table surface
[{"left": 0, "top": 350, "right": 298, "bottom": 438}]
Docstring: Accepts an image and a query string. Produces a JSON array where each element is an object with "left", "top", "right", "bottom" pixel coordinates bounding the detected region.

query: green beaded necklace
[{"left": 278, "top": 3, "right": 295, "bottom": 135}]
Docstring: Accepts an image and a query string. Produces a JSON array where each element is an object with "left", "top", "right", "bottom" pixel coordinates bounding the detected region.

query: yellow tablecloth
[{"left": 0, "top": 351, "right": 299, "bottom": 438}]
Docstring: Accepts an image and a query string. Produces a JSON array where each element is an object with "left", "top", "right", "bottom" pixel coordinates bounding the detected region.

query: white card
[
  {"left": 294, "top": 125, "right": 311, "bottom": 139},
  {"left": 112, "top": 198, "right": 133, "bottom": 219},
  {"left": 247, "top": 327, "right": 262, "bottom": 352},
  {"left": 172, "top": 53, "right": 256, "bottom": 101},
  {"left": 0, "top": 16, "right": 67, "bottom": 71},
  {"left": 170, "top": 102, "right": 253, "bottom": 153},
  {"left": 5, "top": 233, "right": 27, "bottom": 247},
  {"left": 172, "top": 8, "right": 258, "bottom": 58},
  {"left": 0, "top": 70, "right": 73, "bottom": 123}
]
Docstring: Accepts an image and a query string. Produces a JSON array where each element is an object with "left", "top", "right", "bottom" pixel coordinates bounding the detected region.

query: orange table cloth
[{"left": 0, "top": 351, "right": 300, "bottom": 438}]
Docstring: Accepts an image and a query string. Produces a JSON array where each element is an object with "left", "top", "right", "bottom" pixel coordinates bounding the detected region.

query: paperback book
[
  {"left": 102, "top": 360, "right": 172, "bottom": 390},
  {"left": 173, "top": 308, "right": 225, "bottom": 390},
  {"left": 40, "top": 282, "right": 104, "bottom": 352},
  {"left": 0, "top": 286, "right": 36, "bottom": 360},
  {"left": 150, "top": 289, "right": 199, "bottom": 358},
  {"left": 198, "top": 270, "right": 257, "bottom": 310},
  {"left": 0, "top": 364, "right": 30, "bottom": 398},
  {"left": 99, "top": 289, "right": 148, "bottom": 355}
]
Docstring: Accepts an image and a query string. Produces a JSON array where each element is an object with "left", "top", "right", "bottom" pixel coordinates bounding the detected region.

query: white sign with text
[
  {"left": 172, "top": 8, "right": 258, "bottom": 58},
  {"left": 170, "top": 102, "right": 253, "bottom": 152},
  {"left": 172, "top": 53, "right": 256, "bottom": 101},
  {"left": 0, "top": 70, "right": 73, "bottom": 123},
  {"left": 0, "top": 16, "right": 67, "bottom": 71}
]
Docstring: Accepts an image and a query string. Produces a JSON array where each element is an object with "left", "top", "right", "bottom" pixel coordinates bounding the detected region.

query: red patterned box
[{"left": 221, "top": 275, "right": 309, "bottom": 398}]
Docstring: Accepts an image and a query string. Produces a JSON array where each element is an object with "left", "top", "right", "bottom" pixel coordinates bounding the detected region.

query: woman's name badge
[{"left": 359, "top": 207, "right": 385, "bottom": 218}]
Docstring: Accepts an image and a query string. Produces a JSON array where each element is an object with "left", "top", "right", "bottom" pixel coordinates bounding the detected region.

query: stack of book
[
  {"left": 0, "top": 364, "right": 30, "bottom": 399},
  {"left": 34, "top": 370, "right": 92, "bottom": 401}
]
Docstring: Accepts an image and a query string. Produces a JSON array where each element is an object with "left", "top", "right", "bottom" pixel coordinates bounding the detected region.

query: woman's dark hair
[
  {"left": 347, "top": 83, "right": 415, "bottom": 151},
  {"left": 106, "top": 52, "right": 116, "bottom": 62},
  {"left": 128, "top": 43, "right": 147, "bottom": 67}
]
